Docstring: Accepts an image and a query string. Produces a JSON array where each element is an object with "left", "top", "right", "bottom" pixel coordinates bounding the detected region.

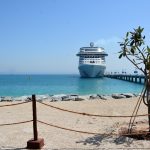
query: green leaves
[
  {"left": 126, "top": 32, "right": 129, "bottom": 37},
  {"left": 147, "top": 46, "right": 150, "bottom": 53},
  {"left": 131, "top": 48, "right": 135, "bottom": 54},
  {"left": 130, "top": 40, "right": 134, "bottom": 46},
  {"left": 120, "top": 43, "right": 124, "bottom": 46},
  {"left": 118, "top": 26, "right": 150, "bottom": 73},
  {"left": 128, "top": 26, "right": 145, "bottom": 47},
  {"left": 119, "top": 53, "right": 123, "bottom": 59},
  {"left": 137, "top": 26, "right": 144, "bottom": 33},
  {"left": 119, "top": 26, "right": 146, "bottom": 56}
]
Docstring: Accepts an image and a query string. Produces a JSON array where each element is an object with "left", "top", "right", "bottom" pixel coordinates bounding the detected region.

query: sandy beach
[{"left": 0, "top": 97, "right": 150, "bottom": 149}]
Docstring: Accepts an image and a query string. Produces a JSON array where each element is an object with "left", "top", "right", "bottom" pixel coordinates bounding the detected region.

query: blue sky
[{"left": 0, "top": 0, "right": 150, "bottom": 74}]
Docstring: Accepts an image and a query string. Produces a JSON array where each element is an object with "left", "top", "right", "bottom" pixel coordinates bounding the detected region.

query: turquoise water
[{"left": 0, "top": 75, "right": 144, "bottom": 97}]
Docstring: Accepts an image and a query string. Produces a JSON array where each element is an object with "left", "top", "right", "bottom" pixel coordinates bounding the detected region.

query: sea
[{"left": 0, "top": 74, "right": 144, "bottom": 97}]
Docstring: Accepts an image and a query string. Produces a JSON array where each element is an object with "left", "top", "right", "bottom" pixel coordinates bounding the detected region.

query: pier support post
[
  {"left": 27, "top": 94, "right": 44, "bottom": 149},
  {"left": 131, "top": 77, "right": 133, "bottom": 82},
  {"left": 129, "top": 76, "right": 131, "bottom": 82}
]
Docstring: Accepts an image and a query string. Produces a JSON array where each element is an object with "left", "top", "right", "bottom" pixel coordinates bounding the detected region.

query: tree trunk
[
  {"left": 148, "top": 85, "right": 150, "bottom": 132},
  {"left": 148, "top": 103, "right": 150, "bottom": 132},
  {"left": 148, "top": 72, "right": 150, "bottom": 132}
]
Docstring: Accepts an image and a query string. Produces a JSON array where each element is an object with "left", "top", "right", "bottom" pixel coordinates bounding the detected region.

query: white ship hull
[{"left": 78, "top": 64, "right": 106, "bottom": 78}]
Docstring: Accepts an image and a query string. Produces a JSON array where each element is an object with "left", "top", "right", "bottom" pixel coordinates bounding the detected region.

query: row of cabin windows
[
  {"left": 79, "top": 61, "right": 104, "bottom": 64},
  {"left": 80, "top": 56, "right": 104, "bottom": 58},
  {"left": 80, "top": 58, "right": 105, "bottom": 61},
  {"left": 80, "top": 58, "right": 102, "bottom": 60}
]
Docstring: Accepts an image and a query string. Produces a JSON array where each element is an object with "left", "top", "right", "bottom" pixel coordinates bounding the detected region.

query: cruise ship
[{"left": 76, "top": 42, "right": 108, "bottom": 77}]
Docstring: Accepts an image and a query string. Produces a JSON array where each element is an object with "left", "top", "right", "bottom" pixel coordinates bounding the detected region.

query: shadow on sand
[{"left": 76, "top": 134, "right": 134, "bottom": 147}]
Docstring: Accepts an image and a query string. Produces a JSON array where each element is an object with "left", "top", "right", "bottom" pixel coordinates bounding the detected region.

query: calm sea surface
[{"left": 0, "top": 75, "right": 144, "bottom": 97}]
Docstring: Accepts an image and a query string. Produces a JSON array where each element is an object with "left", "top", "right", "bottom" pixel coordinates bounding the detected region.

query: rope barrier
[
  {"left": 0, "top": 120, "right": 33, "bottom": 126},
  {"left": 0, "top": 94, "right": 149, "bottom": 145},
  {"left": 38, "top": 101, "right": 149, "bottom": 118},
  {"left": 0, "top": 101, "right": 31, "bottom": 107},
  {"left": 38, "top": 120, "right": 98, "bottom": 135},
  {"left": 38, "top": 120, "right": 150, "bottom": 136}
]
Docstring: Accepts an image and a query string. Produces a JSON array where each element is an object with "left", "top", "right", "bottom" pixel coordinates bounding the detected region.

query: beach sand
[{"left": 0, "top": 97, "right": 150, "bottom": 149}]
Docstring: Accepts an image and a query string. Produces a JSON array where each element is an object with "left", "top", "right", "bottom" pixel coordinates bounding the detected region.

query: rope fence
[
  {"left": 37, "top": 120, "right": 150, "bottom": 136},
  {"left": 0, "top": 94, "right": 150, "bottom": 148},
  {"left": 0, "top": 101, "right": 32, "bottom": 127},
  {"left": 38, "top": 101, "right": 149, "bottom": 118},
  {"left": 0, "top": 100, "right": 31, "bottom": 107},
  {"left": 38, "top": 120, "right": 98, "bottom": 135},
  {"left": 0, "top": 120, "right": 33, "bottom": 126},
  {"left": 0, "top": 99, "right": 148, "bottom": 118}
]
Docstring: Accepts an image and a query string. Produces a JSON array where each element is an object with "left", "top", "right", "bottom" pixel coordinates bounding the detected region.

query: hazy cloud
[{"left": 95, "top": 37, "right": 121, "bottom": 53}]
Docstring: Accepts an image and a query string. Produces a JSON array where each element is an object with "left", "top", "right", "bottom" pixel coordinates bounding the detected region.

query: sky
[{"left": 0, "top": 0, "right": 150, "bottom": 74}]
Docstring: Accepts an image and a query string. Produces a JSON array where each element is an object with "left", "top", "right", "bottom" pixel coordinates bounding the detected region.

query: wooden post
[
  {"left": 27, "top": 94, "right": 44, "bottom": 149},
  {"left": 32, "top": 94, "right": 38, "bottom": 140}
]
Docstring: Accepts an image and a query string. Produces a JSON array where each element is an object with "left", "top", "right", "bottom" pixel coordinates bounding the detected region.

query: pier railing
[
  {"left": 0, "top": 94, "right": 150, "bottom": 149},
  {"left": 105, "top": 74, "right": 146, "bottom": 84}
]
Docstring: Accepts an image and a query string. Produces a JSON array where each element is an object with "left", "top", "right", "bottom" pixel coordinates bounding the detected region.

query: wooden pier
[{"left": 105, "top": 74, "right": 146, "bottom": 84}]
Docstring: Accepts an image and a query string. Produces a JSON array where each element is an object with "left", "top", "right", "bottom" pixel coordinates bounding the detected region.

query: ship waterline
[{"left": 76, "top": 42, "right": 108, "bottom": 78}]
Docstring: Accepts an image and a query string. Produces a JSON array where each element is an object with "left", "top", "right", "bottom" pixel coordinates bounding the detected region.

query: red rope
[
  {"left": 38, "top": 120, "right": 150, "bottom": 136},
  {"left": 38, "top": 101, "right": 149, "bottom": 118},
  {"left": 0, "top": 101, "right": 31, "bottom": 107},
  {"left": 0, "top": 120, "right": 33, "bottom": 126}
]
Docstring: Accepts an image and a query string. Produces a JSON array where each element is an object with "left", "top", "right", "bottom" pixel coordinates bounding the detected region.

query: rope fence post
[
  {"left": 27, "top": 94, "right": 44, "bottom": 149},
  {"left": 32, "top": 94, "right": 38, "bottom": 140}
]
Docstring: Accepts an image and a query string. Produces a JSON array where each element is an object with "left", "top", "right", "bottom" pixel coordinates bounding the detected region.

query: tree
[{"left": 119, "top": 26, "right": 150, "bottom": 132}]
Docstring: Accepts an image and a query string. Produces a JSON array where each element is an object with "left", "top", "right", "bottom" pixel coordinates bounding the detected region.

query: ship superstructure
[{"left": 76, "top": 42, "right": 108, "bottom": 77}]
